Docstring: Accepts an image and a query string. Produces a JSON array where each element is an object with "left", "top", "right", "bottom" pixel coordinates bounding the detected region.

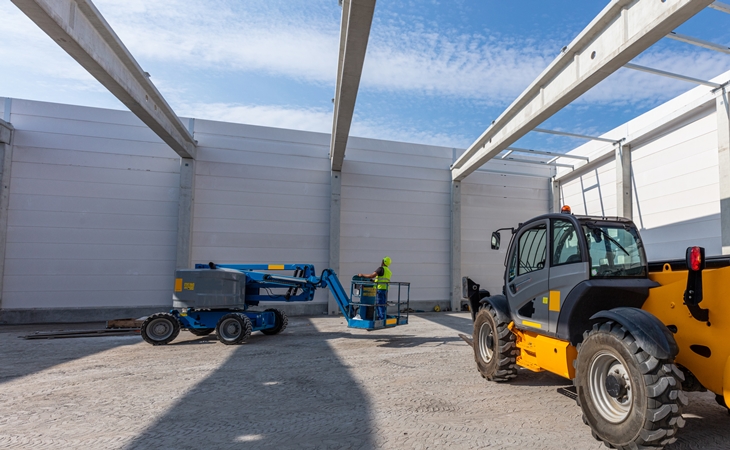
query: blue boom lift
[{"left": 140, "top": 263, "right": 410, "bottom": 345}]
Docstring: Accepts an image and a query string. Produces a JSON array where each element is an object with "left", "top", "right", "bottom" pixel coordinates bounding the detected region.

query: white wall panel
[
  {"left": 191, "top": 119, "right": 332, "bottom": 304},
  {"left": 1, "top": 98, "right": 552, "bottom": 314},
  {"left": 340, "top": 137, "right": 455, "bottom": 304},
  {"left": 3, "top": 100, "right": 180, "bottom": 310},
  {"left": 561, "top": 101, "right": 721, "bottom": 261},
  {"left": 461, "top": 172, "right": 549, "bottom": 299}
]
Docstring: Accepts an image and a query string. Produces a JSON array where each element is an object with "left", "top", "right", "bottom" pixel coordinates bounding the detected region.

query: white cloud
[
  {"left": 179, "top": 101, "right": 468, "bottom": 148},
  {"left": 3, "top": 0, "right": 728, "bottom": 140},
  {"left": 89, "top": 0, "right": 554, "bottom": 102}
]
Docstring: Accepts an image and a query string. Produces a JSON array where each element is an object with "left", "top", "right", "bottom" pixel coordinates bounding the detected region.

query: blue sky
[{"left": 1, "top": 0, "right": 729, "bottom": 153}]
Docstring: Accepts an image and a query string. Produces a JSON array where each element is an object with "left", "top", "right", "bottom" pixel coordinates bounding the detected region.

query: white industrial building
[{"left": 0, "top": 0, "right": 728, "bottom": 323}]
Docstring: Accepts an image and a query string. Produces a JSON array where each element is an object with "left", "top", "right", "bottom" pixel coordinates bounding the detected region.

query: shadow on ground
[
  {"left": 413, "top": 312, "right": 474, "bottom": 335},
  {"left": 0, "top": 323, "right": 139, "bottom": 385},
  {"left": 124, "top": 319, "right": 375, "bottom": 450}
]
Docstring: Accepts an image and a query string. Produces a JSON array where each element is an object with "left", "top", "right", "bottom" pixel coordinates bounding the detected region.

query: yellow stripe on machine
[
  {"left": 268, "top": 264, "right": 285, "bottom": 270},
  {"left": 174, "top": 278, "right": 183, "bottom": 292},
  {"left": 386, "top": 318, "right": 397, "bottom": 325},
  {"left": 522, "top": 320, "right": 542, "bottom": 329},
  {"left": 549, "top": 290, "right": 561, "bottom": 312}
]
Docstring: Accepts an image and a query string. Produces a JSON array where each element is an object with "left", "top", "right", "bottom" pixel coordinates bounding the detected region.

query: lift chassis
[{"left": 464, "top": 210, "right": 730, "bottom": 449}]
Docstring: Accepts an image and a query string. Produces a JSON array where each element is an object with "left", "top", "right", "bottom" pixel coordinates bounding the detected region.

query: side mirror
[{"left": 491, "top": 231, "right": 501, "bottom": 250}]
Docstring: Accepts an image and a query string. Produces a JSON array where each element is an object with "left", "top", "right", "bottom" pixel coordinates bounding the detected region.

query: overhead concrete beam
[
  {"left": 12, "top": 0, "right": 196, "bottom": 159},
  {"left": 330, "top": 0, "right": 376, "bottom": 171},
  {"left": 451, "top": 0, "right": 714, "bottom": 181}
]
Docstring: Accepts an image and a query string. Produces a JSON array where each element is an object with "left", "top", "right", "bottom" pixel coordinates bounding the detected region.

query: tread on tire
[
  {"left": 574, "top": 320, "right": 687, "bottom": 450},
  {"left": 472, "top": 305, "right": 518, "bottom": 382}
]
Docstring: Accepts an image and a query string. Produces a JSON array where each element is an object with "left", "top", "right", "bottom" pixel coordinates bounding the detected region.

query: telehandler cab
[{"left": 463, "top": 207, "right": 730, "bottom": 449}]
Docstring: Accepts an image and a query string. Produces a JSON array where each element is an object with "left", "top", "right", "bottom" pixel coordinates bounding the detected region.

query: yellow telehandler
[{"left": 464, "top": 207, "right": 729, "bottom": 449}]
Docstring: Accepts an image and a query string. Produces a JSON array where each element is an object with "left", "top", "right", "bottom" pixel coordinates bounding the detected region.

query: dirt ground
[{"left": 1, "top": 312, "right": 728, "bottom": 449}]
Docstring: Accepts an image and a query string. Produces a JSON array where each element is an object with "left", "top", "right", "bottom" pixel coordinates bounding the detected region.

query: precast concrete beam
[
  {"left": 12, "top": 0, "right": 196, "bottom": 159},
  {"left": 717, "top": 88, "right": 730, "bottom": 254},
  {"left": 451, "top": 0, "right": 714, "bottom": 181},
  {"left": 330, "top": 0, "right": 376, "bottom": 171}
]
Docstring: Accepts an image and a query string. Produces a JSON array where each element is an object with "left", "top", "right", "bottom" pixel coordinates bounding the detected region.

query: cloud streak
[{"left": 179, "top": 101, "right": 469, "bottom": 148}]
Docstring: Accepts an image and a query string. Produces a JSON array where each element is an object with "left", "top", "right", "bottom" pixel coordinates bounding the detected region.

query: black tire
[
  {"left": 574, "top": 321, "right": 687, "bottom": 449},
  {"left": 472, "top": 305, "right": 518, "bottom": 382},
  {"left": 187, "top": 328, "right": 214, "bottom": 336},
  {"left": 141, "top": 313, "right": 180, "bottom": 345},
  {"left": 261, "top": 308, "right": 288, "bottom": 335},
  {"left": 216, "top": 313, "right": 252, "bottom": 345}
]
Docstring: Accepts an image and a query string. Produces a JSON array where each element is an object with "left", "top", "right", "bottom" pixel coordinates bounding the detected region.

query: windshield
[{"left": 581, "top": 222, "right": 646, "bottom": 278}]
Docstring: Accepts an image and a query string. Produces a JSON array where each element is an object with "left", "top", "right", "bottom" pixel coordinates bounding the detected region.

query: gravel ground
[{"left": 1, "top": 312, "right": 728, "bottom": 449}]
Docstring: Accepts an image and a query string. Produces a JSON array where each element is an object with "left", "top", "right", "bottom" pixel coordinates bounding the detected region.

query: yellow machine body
[
  {"left": 508, "top": 322, "right": 577, "bottom": 379},
  {"left": 644, "top": 264, "right": 730, "bottom": 405},
  {"left": 505, "top": 264, "right": 730, "bottom": 405}
]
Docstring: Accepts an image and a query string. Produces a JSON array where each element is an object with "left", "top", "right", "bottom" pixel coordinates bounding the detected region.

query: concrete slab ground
[{"left": 1, "top": 312, "right": 728, "bottom": 449}]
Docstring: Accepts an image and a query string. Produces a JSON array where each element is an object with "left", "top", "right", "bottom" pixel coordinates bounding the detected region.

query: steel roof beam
[
  {"left": 504, "top": 146, "right": 590, "bottom": 161},
  {"left": 11, "top": 0, "right": 196, "bottom": 159},
  {"left": 501, "top": 156, "right": 574, "bottom": 169},
  {"left": 666, "top": 31, "right": 730, "bottom": 54},
  {"left": 624, "top": 62, "right": 722, "bottom": 88},
  {"left": 330, "top": 0, "right": 376, "bottom": 171},
  {"left": 532, "top": 127, "right": 619, "bottom": 143},
  {"left": 709, "top": 1, "right": 730, "bottom": 13},
  {"left": 450, "top": 0, "right": 714, "bottom": 182}
]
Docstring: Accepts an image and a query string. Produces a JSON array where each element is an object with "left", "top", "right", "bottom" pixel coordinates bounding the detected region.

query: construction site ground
[{"left": 1, "top": 312, "right": 728, "bottom": 450}]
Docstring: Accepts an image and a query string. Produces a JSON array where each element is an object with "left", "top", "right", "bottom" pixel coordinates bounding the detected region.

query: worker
[{"left": 357, "top": 256, "right": 392, "bottom": 320}]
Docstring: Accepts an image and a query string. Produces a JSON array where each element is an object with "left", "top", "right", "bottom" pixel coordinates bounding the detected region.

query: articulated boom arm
[{"left": 195, "top": 263, "right": 354, "bottom": 315}]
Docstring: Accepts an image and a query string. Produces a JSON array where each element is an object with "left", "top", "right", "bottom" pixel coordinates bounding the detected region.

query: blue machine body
[
  {"left": 175, "top": 263, "right": 409, "bottom": 331},
  {"left": 172, "top": 309, "right": 278, "bottom": 332}
]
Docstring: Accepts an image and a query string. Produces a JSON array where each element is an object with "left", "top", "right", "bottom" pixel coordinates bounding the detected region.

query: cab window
[
  {"left": 552, "top": 219, "right": 581, "bottom": 266},
  {"left": 509, "top": 224, "right": 547, "bottom": 280}
]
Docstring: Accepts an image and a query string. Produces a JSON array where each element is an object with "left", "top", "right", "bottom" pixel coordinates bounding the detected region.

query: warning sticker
[{"left": 183, "top": 282, "right": 195, "bottom": 291}]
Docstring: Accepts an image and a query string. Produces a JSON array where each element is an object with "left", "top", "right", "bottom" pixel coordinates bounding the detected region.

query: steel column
[
  {"left": 717, "top": 88, "right": 730, "bottom": 254},
  {"left": 616, "top": 143, "right": 633, "bottom": 219},
  {"left": 450, "top": 180, "right": 461, "bottom": 311},
  {"left": 329, "top": 171, "right": 342, "bottom": 314},
  {"left": 0, "top": 116, "right": 13, "bottom": 312},
  {"left": 176, "top": 158, "right": 195, "bottom": 270}
]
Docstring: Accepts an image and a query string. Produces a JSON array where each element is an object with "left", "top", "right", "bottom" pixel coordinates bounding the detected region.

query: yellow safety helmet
[{"left": 382, "top": 256, "right": 392, "bottom": 267}]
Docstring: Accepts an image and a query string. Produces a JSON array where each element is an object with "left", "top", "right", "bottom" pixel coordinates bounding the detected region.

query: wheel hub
[
  {"left": 478, "top": 322, "right": 495, "bottom": 363},
  {"left": 588, "top": 351, "right": 633, "bottom": 423},
  {"left": 605, "top": 372, "right": 628, "bottom": 399}
]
